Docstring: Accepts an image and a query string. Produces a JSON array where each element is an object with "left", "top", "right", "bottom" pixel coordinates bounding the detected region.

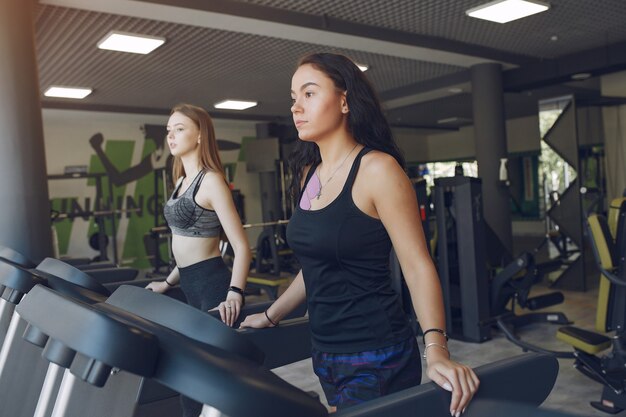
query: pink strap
[{"left": 299, "top": 171, "right": 321, "bottom": 210}]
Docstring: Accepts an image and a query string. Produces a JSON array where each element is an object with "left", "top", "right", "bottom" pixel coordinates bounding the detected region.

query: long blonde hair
[{"left": 170, "top": 103, "right": 224, "bottom": 182}]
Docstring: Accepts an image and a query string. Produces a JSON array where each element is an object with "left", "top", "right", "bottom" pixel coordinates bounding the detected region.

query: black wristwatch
[
  {"left": 228, "top": 286, "right": 245, "bottom": 306},
  {"left": 228, "top": 286, "right": 244, "bottom": 296}
]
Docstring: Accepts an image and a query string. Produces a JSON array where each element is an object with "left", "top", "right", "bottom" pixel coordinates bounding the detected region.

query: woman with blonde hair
[
  {"left": 148, "top": 103, "right": 249, "bottom": 322},
  {"left": 147, "top": 103, "right": 250, "bottom": 416}
]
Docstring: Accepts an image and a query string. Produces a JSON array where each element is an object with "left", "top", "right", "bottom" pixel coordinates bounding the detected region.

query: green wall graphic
[
  {"left": 121, "top": 139, "right": 169, "bottom": 269},
  {"left": 50, "top": 127, "right": 246, "bottom": 269},
  {"left": 52, "top": 138, "right": 168, "bottom": 268},
  {"left": 87, "top": 140, "right": 133, "bottom": 240}
]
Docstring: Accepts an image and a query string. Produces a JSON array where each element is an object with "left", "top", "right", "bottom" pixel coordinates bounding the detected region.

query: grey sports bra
[{"left": 163, "top": 171, "right": 221, "bottom": 237}]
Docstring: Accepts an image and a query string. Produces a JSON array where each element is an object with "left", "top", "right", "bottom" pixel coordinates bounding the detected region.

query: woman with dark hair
[{"left": 241, "top": 54, "right": 478, "bottom": 414}]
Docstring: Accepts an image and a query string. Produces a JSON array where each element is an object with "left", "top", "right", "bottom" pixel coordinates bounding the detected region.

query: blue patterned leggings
[{"left": 312, "top": 337, "right": 422, "bottom": 409}]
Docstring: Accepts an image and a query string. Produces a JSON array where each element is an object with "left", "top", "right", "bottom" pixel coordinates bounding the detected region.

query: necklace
[{"left": 316, "top": 144, "right": 358, "bottom": 200}]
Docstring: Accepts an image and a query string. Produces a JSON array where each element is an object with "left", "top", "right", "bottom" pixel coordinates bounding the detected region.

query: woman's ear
[{"left": 341, "top": 92, "right": 349, "bottom": 114}]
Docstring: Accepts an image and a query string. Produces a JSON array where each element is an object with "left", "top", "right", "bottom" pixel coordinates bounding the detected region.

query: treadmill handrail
[{"left": 15, "top": 285, "right": 158, "bottom": 376}]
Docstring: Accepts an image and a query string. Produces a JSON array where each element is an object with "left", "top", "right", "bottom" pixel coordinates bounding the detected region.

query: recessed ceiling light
[
  {"left": 355, "top": 63, "right": 369, "bottom": 72},
  {"left": 214, "top": 100, "right": 258, "bottom": 110},
  {"left": 437, "top": 117, "right": 473, "bottom": 125},
  {"left": 437, "top": 117, "right": 461, "bottom": 124},
  {"left": 466, "top": 0, "right": 550, "bottom": 24},
  {"left": 44, "top": 86, "right": 93, "bottom": 99},
  {"left": 97, "top": 31, "right": 165, "bottom": 54},
  {"left": 550, "top": 35, "right": 558, "bottom": 41},
  {"left": 571, "top": 72, "right": 591, "bottom": 81}
]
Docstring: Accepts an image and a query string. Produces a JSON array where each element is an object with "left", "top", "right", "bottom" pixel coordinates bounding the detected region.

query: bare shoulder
[
  {"left": 202, "top": 169, "right": 226, "bottom": 183},
  {"left": 198, "top": 170, "right": 228, "bottom": 193},
  {"left": 360, "top": 150, "right": 405, "bottom": 182}
]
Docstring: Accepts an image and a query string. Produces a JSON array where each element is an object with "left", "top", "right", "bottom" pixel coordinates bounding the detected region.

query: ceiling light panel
[
  {"left": 214, "top": 100, "right": 258, "bottom": 110},
  {"left": 97, "top": 31, "right": 165, "bottom": 54},
  {"left": 466, "top": 0, "right": 550, "bottom": 24},
  {"left": 44, "top": 86, "right": 92, "bottom": 99}
]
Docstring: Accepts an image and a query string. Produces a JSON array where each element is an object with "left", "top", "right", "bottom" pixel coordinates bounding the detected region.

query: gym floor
[{"left": 269, "top": 282, "right": 604, "bottom": 416}]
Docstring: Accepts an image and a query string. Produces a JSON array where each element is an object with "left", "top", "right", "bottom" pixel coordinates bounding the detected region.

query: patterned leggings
[{"left": 312, "top": 337, "right": 422, "bottom": 410}]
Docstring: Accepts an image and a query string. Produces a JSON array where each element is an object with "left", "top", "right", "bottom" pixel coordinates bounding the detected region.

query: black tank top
[{"left": 286, "top": 148, "right": 413, "bottom": 353}]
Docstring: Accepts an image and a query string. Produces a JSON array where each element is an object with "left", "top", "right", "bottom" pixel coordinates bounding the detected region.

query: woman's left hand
[
  {"left": 214, "top": 292, "right": 243, "bottom": 327},
  {"left": 426, "top": 353, "right": 480, "bottom": 417}
]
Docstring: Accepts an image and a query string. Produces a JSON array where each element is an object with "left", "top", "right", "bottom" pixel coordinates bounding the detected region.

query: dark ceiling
[{"left": 36, "top": 0, "right": 626, "bottom": 129}]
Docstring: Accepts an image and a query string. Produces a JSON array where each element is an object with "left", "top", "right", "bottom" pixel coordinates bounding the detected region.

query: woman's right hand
[
  {"left": 239, "top": 312, "right": 273, "bottom": 329},
  {"left": 145, "top": 280, "right": 170, "bottom": 294}
]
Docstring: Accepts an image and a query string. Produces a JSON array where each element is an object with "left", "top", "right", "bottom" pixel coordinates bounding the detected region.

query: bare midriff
[{"left": 171, "top": 234, "right": 222, "bottom": 267}]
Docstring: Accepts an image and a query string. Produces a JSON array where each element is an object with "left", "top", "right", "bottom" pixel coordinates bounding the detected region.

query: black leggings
[
  {"left": 178, "top": 256, "right": 231, "bottom": 310},
  {"left": 177, "top": 256, "right": 231, "bottom": 417}
]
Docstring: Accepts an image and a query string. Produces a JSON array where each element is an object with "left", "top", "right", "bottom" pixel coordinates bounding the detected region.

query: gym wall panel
[
  {"left": 506, "top": 115, "right": 541, "bottom": 154},
  {"left": 601, "top": 72, "right": 626, "bottom": 200},
  {"left": 602, "top": 105, "right": 626, "bottom": 200},
  {"left": 414, "top": 116, "right": 541, "bottom": 163},
  {"left": 41, "top": 109, "right": 260, "bottom": 265},
  {"left": 427, "top": 125, "right": 476, "bottom": 162},
  {"left": 577, "top": 106, "right": 604, "bottom": 146},
  {"left": 392, "top": 127, "right": 429, "bottom": 161},
  {"left": 601, "top": 70, "right": 626, "bottom": 98},
  {"left": 414, "top": 111, "right": 599, "bottom": 164}
]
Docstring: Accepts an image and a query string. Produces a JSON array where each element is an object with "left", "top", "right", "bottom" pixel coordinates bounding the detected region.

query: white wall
[
  {"left": 395, "top": 109, "right": 605, "bottom": 165},
  {"left": 395, "top": 115, "right": 543, "bottom": 164},
  {"left": 602, "top": 70, "right": 626, "bottom": 98},
  {"left": 425, "top": 125, "right": 476, "bottom": 161}
]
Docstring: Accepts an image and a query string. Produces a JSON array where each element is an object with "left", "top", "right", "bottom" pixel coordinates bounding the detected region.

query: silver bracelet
[{"left": 422, "top": 342, "right": 449, "bottom": 359}]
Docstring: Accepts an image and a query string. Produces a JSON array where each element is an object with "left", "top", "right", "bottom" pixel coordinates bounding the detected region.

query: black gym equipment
[
  {"left": 49, "top": 172, "right": 122, "bottom": 264},
  {"left": 490, "top": 251, "right": 573, "bottom": 358},
  {"left": 20, "top": 284, "right": 312, "bottom": 417},
  {"left": 433, "top": 176, "right": 571, "bottom": 352},
  {"left": 0, "top": 249, "right": 310, "bottom": 417},
  {"left": 15, "top": 282, "right": 566, "bottom": 417},
  {"left": 0, "top": 251, "right": 169, "bottom": 417},
  {"left": 0, "top": 244, "right": 138, "bottom": 287},
  {"left": 248, "top": 220, "right": 297, "bottom": 299},
  {"left": 413, "top": 177, "right": 432, "bottom": 254},
  {"left": 0, "top": 255, "right": 111, "bottom": 417},
  {"left": 555, "top": 202, "right": 626, "bottom": 413},
  {"left": 434, "top": 176, "right": 492, "bottom": 342},
  {"left": 0, "top": 245, "right": 36, "bottom": 347}
]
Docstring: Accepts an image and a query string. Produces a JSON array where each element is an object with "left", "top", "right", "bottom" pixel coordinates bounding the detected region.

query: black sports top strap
[
  {"left": 192, "top": 170, "right": 207, "bottom": 198},
  {"left": 344, "top": 147, "right": 372, "bottom": 190}
]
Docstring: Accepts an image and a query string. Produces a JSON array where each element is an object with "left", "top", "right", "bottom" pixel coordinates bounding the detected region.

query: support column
[
  {"left": 471, "top": 63, "right": 513, "bottom": 258},
  {"left": 255, "top": 123, "right": 282, "bottom": 222},
  {"left": 0, "top": 0, "right": 53, "bottom": 261}
]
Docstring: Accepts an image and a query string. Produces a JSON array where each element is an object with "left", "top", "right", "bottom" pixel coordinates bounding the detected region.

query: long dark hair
[{"left": 288, "top": 53, "right": 404, "bottom": 199}]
